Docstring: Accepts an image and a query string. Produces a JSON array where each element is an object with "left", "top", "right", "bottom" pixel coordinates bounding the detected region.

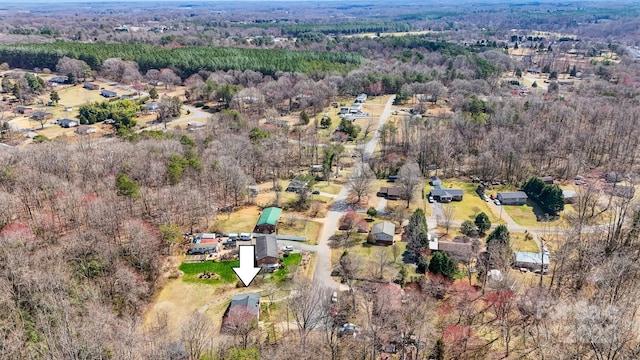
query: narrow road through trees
[{"left": 313, "top": 96, "right": 396, "bottom": 288}]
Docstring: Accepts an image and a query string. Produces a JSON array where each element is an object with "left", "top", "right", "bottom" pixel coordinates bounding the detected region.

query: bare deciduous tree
[
  {"left": 347, "top": 165, "right": 373, "bottom": 206},
  {"left": 287, "top": 280, "right": 331, "bottom": 347},
  {"left": 181, "top": 312, "right": 213, "bottom": 360},
  {"left": 398, "top": 162, "right": 423, "bottom": 208}
]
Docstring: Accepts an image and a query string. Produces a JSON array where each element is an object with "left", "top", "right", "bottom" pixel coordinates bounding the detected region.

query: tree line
[{"left": 0, "top": 42, "right": 362, "bottom": 78}]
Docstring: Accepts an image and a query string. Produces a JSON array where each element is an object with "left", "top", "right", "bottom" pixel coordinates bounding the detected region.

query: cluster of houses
[{"left": 338, "top": 93, "right": 369, "bottom": 121}]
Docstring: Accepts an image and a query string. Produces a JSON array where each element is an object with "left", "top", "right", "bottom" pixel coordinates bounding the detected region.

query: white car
[
  {"left": 493, "top": 199, "right": 501, "bottom": 205},
  {"left": 282, "top": 245, "right": 294, "bottom": 252}
]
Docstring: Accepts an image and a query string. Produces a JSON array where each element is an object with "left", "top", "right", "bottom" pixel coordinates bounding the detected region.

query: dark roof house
[
  {"left": 377, "top": 186, "right": 401, "bottom": 200},
  {"left": 101, "top": 89, "right": 117, "bottom": 98},
  {"left": 254, "top": 207, "right": 282, "bottom": 234},
  {"left": 539, "top": 176, "right": 554, "bottom": 184},
  {"left": 255, "top": 235, "right": 279, "bottom": 266},
  {"left": 30, "top": 111, "right": 53, "bottom": 121},
  {"left": 84, "top": 82, "right": 99, "bottom": 90},
  {"left": 58, "top": 118, "right": 79, "bottom": 128},
  {"left": 430, "top": 185, "right": 463, "bottom": 202},
  {"left": 222, "top": 294, "right": 261, "bottom": 330}
]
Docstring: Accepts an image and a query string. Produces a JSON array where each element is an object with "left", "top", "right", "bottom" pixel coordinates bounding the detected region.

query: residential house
[
  {"left": 75, "top": 125, "right": 97, "bottom": 135},
  {"left": 377, "top": 186, "right": 401, "bottom": 200},
  {"left": 355, "top": 93, "right": 367, "bottom": 103},
  {"left": 429, "top": 176, "right": 442, "bottom": 186},
  {"left": 15, "top": 106, "right": 32, "bottom": 115},
  {"left": 255, "top": 235, "right": 279, "bottom": 267},
  {"left": 101, "top": 89, "right": 117, "bottom": 98},
  {"left": 48, "top": 76, "right": 67, "bottom": 85},
  {"left": 30, "top": 111, "right": 53, "bottom": 121},
  {"left": 604, "top": 171, "right": 624, "bottom": 183},
  {"left": 286, "top": 178, "right": 309, "bottom": 193},
  {"left": 430, "top": 185, "right": 463, "bottom": 202},
  {"left": 254, "top": 207, "right": 282, "bottom": 234},
  {"left": 349, "top": 103, "right": 362, "bottom": 113},
  {"left": 429, "top": 236, "right": 474, "bottom": 261},
  {"left": 120, "top": 94, "right": 135, "bottom": 100},
  {"left": 497, "top": 191, "right": 528, "bottom": 205},
  {"left": 146, "top": 102, "right": 159, "bottom": 111},
  {"left": 539, "top": 176, "right": 554, "bottom": 184},
  {"left": 222, "top": 294, "right": 261, "bottom": 330},
  {"left": 338, "top": 107, "right": 350, "bottom": 115},
  {"left": 562, "top": 189, "right": 577, "bottom": 204},
  {"left": 371, "top": 221, "right": 395, "bottom": 245},
  {"left": 513, "top": 251, "right": 549, "bottom": 272},
  {"left": 58, "top": 118, "right": 79, "bottom": 128},
  {"left": 83, "top": 82, "right": 99, "bottom": 90}
]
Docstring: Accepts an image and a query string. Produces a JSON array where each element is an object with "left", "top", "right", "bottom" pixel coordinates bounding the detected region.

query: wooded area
[{"left": 1, "top": 0, "right": 640, "bottom": 359}]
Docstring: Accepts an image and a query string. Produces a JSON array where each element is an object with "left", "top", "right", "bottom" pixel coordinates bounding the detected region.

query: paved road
[{"left": 313, "top": 96, "right": 396, "bottom": 289}]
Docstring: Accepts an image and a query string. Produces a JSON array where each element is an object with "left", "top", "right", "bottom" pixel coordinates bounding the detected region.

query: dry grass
[{"left": 212, "top": 206, "right": 261, "bottom": 233}]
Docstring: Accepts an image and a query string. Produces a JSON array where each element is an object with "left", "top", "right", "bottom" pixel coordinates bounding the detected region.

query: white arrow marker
[{"left": 233, "top": 245, "right": 261, "bottom": 287}]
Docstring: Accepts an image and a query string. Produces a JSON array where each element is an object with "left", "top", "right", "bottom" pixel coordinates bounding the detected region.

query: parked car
[
  {"left": 428, "top": 196, "right": 434, "bottom": 203},
  {"left": 331, "top": 291, "right": 338, "bottom": 303},
  {"left": 338, "top": 323, "right": 358, "bottom": 336},
  {"left": 493, "top": 199, "right": 501, "bottom": 205},
  {"left": 238, "top": 233, "right": 252, "bottom": 241},
  {"left": 311, "top": 190, "right": 320, "bottom": 195},
  {"left": 282, "top": 245, "right": 294, "bottom": 252}
]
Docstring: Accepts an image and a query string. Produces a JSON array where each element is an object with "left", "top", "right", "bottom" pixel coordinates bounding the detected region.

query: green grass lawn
[
  {"left": 272, "top": 253, "right": 302, "bottom": 282},
  {"left": 501, "top": 200, "right": 562, "bottom": 228},
  {"left": 315, "top": 182, "right": 343, "bottom": 195},
  {"left": 431, "top": 180, "right": 499, "bottom": 222},
  {"left": 179, "top": 260, "right": 239, "bottom": 284},
  {"left": 510, "top": 232, "right": 540, "bottom": 252}
]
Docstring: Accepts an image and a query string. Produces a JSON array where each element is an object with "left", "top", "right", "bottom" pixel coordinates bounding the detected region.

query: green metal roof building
[{"left": 254, "top": 207, "right": 282, "bottom": 234}]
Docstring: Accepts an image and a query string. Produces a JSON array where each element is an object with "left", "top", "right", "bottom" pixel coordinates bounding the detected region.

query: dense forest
[{"left": 0, "top": 42, "right": 362, "bottom": 78}]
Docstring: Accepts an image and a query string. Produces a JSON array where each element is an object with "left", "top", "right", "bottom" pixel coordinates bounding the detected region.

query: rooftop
[
  {"left": 256, "top": 207, "right": 282, "bottom": 226},
  {"left": 255, "top": 235, "right": 279, "bottom": 260},
  {"left": 498, "top": 191, "right": 528, "bottom": 199},
  {"left": 229, "top": 294, "right": 260, "bottom": 315},
  {"left": 372, "top": 221, "right": 395, "bottom": 236},
  {"left": 514, "top": 251, "right": 549, "bottom": 265}
]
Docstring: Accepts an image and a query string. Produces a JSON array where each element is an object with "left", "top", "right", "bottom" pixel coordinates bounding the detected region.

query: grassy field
[
  {"left": 212, "top": 206, "right": 261, "bottom": 233},
  {"left": 277, "top": 219, "right": 323, "bottom": 244},
  {"left": 510, "top": 231, "right": 540, "bottom": 253},
  {"left": 179, "top": 260, "right": 239, "bottom": 284},
  {"left": 432, "top": 180, "right": 500, "bottom": 223},
  {"left": 502, "top": 200, "right": 563, "bottom": 228},
  {"left": 314, "top": 181, "right": 343, "bottom": 195}
]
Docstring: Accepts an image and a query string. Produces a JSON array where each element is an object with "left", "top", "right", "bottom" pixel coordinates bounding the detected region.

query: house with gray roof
[
  {"left": 430, "top": 185, "right": 463, "bottom": 202},
  {"left": 497, "top": 191, "right": 528, "bottom": 205},
  {"left": 255, "top": 235, "right": 279, "bottom": 267},
  {"left": 222, "top": 293, "right": 261, "bottom": 330},
  {"left": 513, "top": 251, "right": 549, "bottom": 272},
  {"left": 371, "top": 221, "right": 395, "bottom": 245}
]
